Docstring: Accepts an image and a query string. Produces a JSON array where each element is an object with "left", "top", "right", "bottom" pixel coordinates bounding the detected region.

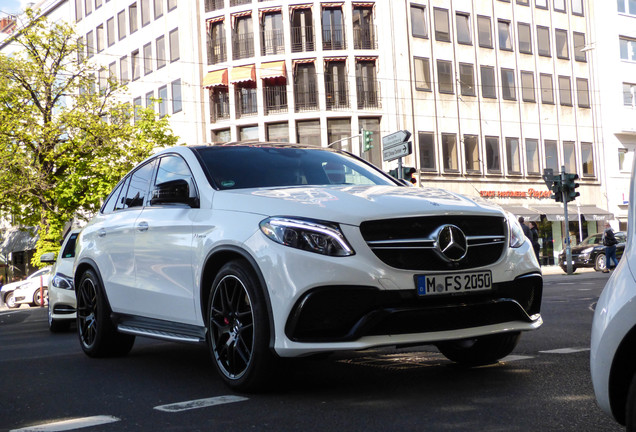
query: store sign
[{"left": 479, "top": 188, "right": 552, "bottom": 199}]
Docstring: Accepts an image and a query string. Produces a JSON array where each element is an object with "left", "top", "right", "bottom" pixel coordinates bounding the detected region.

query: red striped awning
[
  {"left": 289, "top": 3, "right": 312, "bottom": 11},
  {"left": 356, "top": 56, "right": 377, "bottom": 62},
  {"left": 352, "top": 2, "right": 375, "bottom": 7},
  {"left": 324, "top": 56, "right": 347, "bottom": 62},
  {"left": 202, "top": 69, "right": 228, "bottom": 88},
  {"left": 293, "top": 58, "right": 315, "bottom": 73},
  {"left": 206, "top": 15, "right": 224, "bottom": 32},
  {"left": 230, "top": 64, "right": 256, "bottom": 84},
  {"left": 231, "top": 10, "right": 252, "bottom": 28},
  {"left": 260, "top": 61, "right": 286, "bottom": 80},
  {"left": 259, "top": 6, "right": 282, "bottom": 20},
  {"left": 322, "top": 2, "right": 344, "bottom": 8}
]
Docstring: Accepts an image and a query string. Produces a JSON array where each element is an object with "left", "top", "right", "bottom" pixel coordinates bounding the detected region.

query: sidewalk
[{"left": 540, "top": 265, "right": 597, "bottom": 276}]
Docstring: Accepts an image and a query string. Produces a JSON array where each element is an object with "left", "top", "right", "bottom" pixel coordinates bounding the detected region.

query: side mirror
[
  {"left": 40, "top": 252, "right": 56, "bottom": 264},
  {"left": 150, "top": 179, "right": 198, "bottom": 207}
]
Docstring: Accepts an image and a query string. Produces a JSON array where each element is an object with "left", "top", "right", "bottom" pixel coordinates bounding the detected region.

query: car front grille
[{"left": 360, "top": 215, "right": 507, "bottom": 271}]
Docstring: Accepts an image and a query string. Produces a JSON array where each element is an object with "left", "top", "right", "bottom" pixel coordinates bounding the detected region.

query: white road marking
[
  {"left": 10, "top": 416, "right": 120, "bottom": 432},
  {"left": 539, "top": 347, "right": 590, "bottom": 354},
  {"left": 154, "top": 395, "right": 249, "bottom": 413},
  {"left": 501, "top": 355, "right": 534, "bottom": 362}
]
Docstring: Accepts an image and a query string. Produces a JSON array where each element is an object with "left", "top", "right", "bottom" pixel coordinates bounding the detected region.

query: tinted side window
[
  {"left": 61, "top": 233, "right": 79, "bottom": 258},
  {"left": 124, "top": 161, "right": 156, "bottom": 208},
  {"left": 114, "top": 176, "right": 132, "bottom": 211},
  {"left": 154, "top": 155, "right": 197, "bottom": 199},
  {"left": 101, "top": 181, "right": 125, "bottom": 214}
]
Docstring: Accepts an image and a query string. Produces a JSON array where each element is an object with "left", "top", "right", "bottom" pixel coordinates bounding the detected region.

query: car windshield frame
[{"left": 192, "top": 145, "right": 400, "bottom": 190}]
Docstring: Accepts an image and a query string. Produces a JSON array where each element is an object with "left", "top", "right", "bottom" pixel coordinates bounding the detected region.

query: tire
[
  {"left": 595, "top": 254, "right": 606, "bottom": 272},
  {"left": 48, "top": 302, "right": 70, "bottom": 333},
  {"left": 627, "top": 373, "right": 636, "bottom": 432},
  {"left": 437, "top": 332, "right": 521, "bottom": 366},
  {"left": 76, "top": 269, "right": 135, "bottom": 357},
  {"left": 32, "top": 288, "right": 48, "bottom": 307},
  {"left": 560, "top": 266, "right": 577, "bottom": 274},
  {"left": 5, "top": 292, "right": 18, "bottom": 309},
  {"left": 207, "top": 260, "right": 275, "bottom": 392}
]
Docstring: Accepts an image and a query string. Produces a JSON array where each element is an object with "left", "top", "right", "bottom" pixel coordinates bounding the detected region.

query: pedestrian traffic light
[
  {"left": 388, "top": 168, "right": 398, "bottom": 179},
  {"left": 563, "top": 173, "right": 580, "bottom": 202},
  {"left": 402, "top": 167, "right": 417, "bottom": 185},
  {"left": 362, "top": 129, "right": 374, "bottom": 152}
]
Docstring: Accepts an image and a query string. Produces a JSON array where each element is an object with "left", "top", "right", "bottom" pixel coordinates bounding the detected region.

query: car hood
[{"left": 212, "top": 185, "right": 505, "bottom": 225}]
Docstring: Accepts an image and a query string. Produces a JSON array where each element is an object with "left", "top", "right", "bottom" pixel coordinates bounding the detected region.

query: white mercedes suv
[{"left": 74, "top": 144, "right": 542, "bottom": 391}]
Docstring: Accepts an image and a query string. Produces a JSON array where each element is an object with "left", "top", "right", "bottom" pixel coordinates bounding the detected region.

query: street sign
[
  {"left": 383, "top": 141, "right": 412, "bottom": 162},
  {"left": 382, "top": 130, "right": 412, "bottom": 148}
]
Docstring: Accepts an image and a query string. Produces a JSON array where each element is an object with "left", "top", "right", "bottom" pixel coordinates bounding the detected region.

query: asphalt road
[{"left": 0, "top": 270, "right": 625, "bottom": 432}]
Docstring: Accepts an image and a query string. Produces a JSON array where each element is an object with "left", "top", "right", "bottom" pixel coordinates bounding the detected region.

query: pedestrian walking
[
  {"left": 519, "top": 216, "right": 531, "bottom": 240},
  {"left": 602, "top": 221, "right": 619, "bottom": 273},
  {"left": 529, "top": 221, "right": 541, "bottom": 265}
]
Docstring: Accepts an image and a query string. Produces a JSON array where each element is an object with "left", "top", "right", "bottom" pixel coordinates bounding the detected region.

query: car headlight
[
  {"left": 260, "top": 217, "right": 355, "bottom": 257},
  {"left": 506, "top": 212, "right": 526, "bottom": 249},
  {"left": 52, "top": 274, "right": 74, "bottom": 290}
]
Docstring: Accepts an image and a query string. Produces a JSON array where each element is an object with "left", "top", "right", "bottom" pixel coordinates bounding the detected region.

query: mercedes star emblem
[{"left": 436, "top": 225, "right": 468, "bottom": 262}]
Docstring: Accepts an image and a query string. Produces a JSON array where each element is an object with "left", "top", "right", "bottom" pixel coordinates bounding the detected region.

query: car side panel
[
  {"left": 132, "top": 206, "right": 197, "bottom": 324},
  {"left": 81, "top": 210, "right": 141, "bottom": 311}
]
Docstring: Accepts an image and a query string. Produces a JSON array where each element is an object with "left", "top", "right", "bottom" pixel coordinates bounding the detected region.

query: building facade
[{"left": 1, "top": 0, "right": 625, "bottom": 266}]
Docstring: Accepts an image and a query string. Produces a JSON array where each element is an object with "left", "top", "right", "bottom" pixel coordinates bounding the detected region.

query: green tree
[{"left": 0, "top": 11, "right": 179, "bottom": 265}]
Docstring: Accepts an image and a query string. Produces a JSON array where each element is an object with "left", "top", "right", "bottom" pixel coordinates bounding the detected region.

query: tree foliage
[{"left": 0, "top": 11, "right": 179, "bottom": 264}]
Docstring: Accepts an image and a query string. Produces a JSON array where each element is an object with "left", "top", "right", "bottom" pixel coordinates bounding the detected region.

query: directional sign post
[{"left": 382, "top": 130, "right": 413, "bottom": 179}]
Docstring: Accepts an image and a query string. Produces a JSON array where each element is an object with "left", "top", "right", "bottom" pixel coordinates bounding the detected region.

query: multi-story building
[
  {"left": 1, "top": 0, "right": 624, "bottom": 266},
  {"left": 588, "top": 0, "right": 636, "bottom": 232}
]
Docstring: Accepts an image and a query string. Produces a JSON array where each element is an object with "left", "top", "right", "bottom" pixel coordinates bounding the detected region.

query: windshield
[{"left": 194, "top": 146, "right": 398, "bottom": 190}]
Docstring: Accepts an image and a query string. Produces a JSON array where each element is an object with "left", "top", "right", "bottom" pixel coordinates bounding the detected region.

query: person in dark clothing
[
  {"left": 529, "top": 221, "right": 541, "bottom": 265},
  {"left": 519, "top": 217, "right": 532, "bottom": 240},
  {"left": 603, "top": 221, "right": 619, "bottom": 273}
]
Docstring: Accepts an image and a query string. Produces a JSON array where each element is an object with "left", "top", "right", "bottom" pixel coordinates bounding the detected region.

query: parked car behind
[
  {"left": 0, "top": 267, "right": 51, "bottom": 309},
  {"left": 73, "top": 144, "right": 543, "bottom": 391},
  {"left": 12, "top": 268, "right": 51, "bottom": 307},
  {"left": 591, "top": 167, "right": 636, "bottom": 429},
  {"left": 558, "top": 232, "right": 626, "bottom": 273},
  {"left": 41, "top": 229, "right": 80, "bottom": 332}
]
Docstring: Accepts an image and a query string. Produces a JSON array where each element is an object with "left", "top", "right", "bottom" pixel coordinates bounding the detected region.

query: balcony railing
[
  {"left": 325, "top": 82, "right": 349, "bottom": 110},
  {"left": 357, "top": 79, "right": 382, "bottom": 109},
  {"left": 261, "top": 29, "right": 285, "bottom": 56},
  {"left": 290, "top": 26, "right": 315, "bottom": 53},
  {"left": 205, "top": 0, "right": 224, "bottom": 12},
  {"left": 207, "top": 36, "right": 227, "bottom": 65},
  {"left": 235, "top": 88, "right": 258, "bottom": 118},
  {"left": 322, "top": 27, "right": 346, "bottom": 50},
  {"left": 210, "top": 89, "right": 230, "bottom": 123},
  {"left": 264, "top": 85, "right": 288, "bottom": 115},
  {"left": 232, "top": 33, "right": 254, "bottom": 60},
  {"left": 294, "top": 83, "right": 318, "bottom": 112},
  {"left": 229, "top": 0, "right": 251, "bottom": 6},
  {"left": 353, "top": 26, "right": 377, "bottom": 49}
]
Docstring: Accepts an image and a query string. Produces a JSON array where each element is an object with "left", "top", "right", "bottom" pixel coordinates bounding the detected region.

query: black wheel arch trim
[
  {"left": 201, "top": 245, "right": 276, "bottom": 352},
  {"left": 74, "top": 258, "right": 113, "bottom": 310}
]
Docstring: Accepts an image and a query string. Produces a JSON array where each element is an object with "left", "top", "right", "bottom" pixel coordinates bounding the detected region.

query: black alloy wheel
[
  {"left": 76, "top": 269, "right": 134, "bottom": 357},
  {"left": 208, "top": 260, "right": 274, "bottom": 392}
]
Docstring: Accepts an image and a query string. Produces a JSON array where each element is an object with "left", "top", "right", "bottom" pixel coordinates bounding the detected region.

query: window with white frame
[
  {"left": 620, "top": 37, "right": 636, "bottom": 61},
  {"left": 618, "top": 0, "right": 636, "bottom": 15},
  {"left": 624, "top": 83, "right": 636, "bottom": 107}
]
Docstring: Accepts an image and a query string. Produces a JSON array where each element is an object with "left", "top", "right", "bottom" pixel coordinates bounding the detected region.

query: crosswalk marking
[
  {"left": 154, "top": 395, "right": 249, "bottom": 413},
  {"left": 10, "top": 416, "right": 120, "bottom": 432},
  {"left": 539, "top": 347, "right": 590, "bottom": 354}
]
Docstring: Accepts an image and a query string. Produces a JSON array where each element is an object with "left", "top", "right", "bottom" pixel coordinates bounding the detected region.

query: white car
[
  {"left": 40, "top": 229, "right": 80, "bottom": 332},
  {"left": 1, "top": 267, "right": 51, "bottom": 309},
  {"left": 591, "top": 166, "right": 636, "bottom": 429},
  {"left": 74, "top": 144, "right": 543, "bottom": 391}
]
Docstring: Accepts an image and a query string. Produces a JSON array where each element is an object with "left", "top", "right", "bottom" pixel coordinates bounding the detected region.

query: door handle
[
  {"left": 98, "top": 229, "right": 106, "bottom": 238},
  {"left": 137, "top": 221, "right": 149, "bottom": 232}
]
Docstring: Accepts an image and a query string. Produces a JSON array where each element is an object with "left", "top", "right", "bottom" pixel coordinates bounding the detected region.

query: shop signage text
[{"left": 479, "top": 188, "right": 552, "bottom": 199}]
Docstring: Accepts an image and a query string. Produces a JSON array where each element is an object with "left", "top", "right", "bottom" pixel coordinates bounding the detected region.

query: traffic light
[
  {"left": 551, "top": 178, "right": 563, "bottom": 202},
  {"left": 563, "top": 173, "right": 580, "bottom": 202},
  {"left": 388, "top": 168, "right": 398, "bottom": 179},
  {"left": 362, "top": 129, "right": 374, "bottom": 152},
  {"left": 402, "top": 167, "right": 417, "bottom": 185}
]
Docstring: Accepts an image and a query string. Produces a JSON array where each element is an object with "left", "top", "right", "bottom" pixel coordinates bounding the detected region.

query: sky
[{"left": 0, "top": 0, "right": 27, "bottom": 18}]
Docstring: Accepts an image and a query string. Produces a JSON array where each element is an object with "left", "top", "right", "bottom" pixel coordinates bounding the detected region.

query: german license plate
[{"left": 416, "top": 271, "right": 492, "bottom": 296}]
